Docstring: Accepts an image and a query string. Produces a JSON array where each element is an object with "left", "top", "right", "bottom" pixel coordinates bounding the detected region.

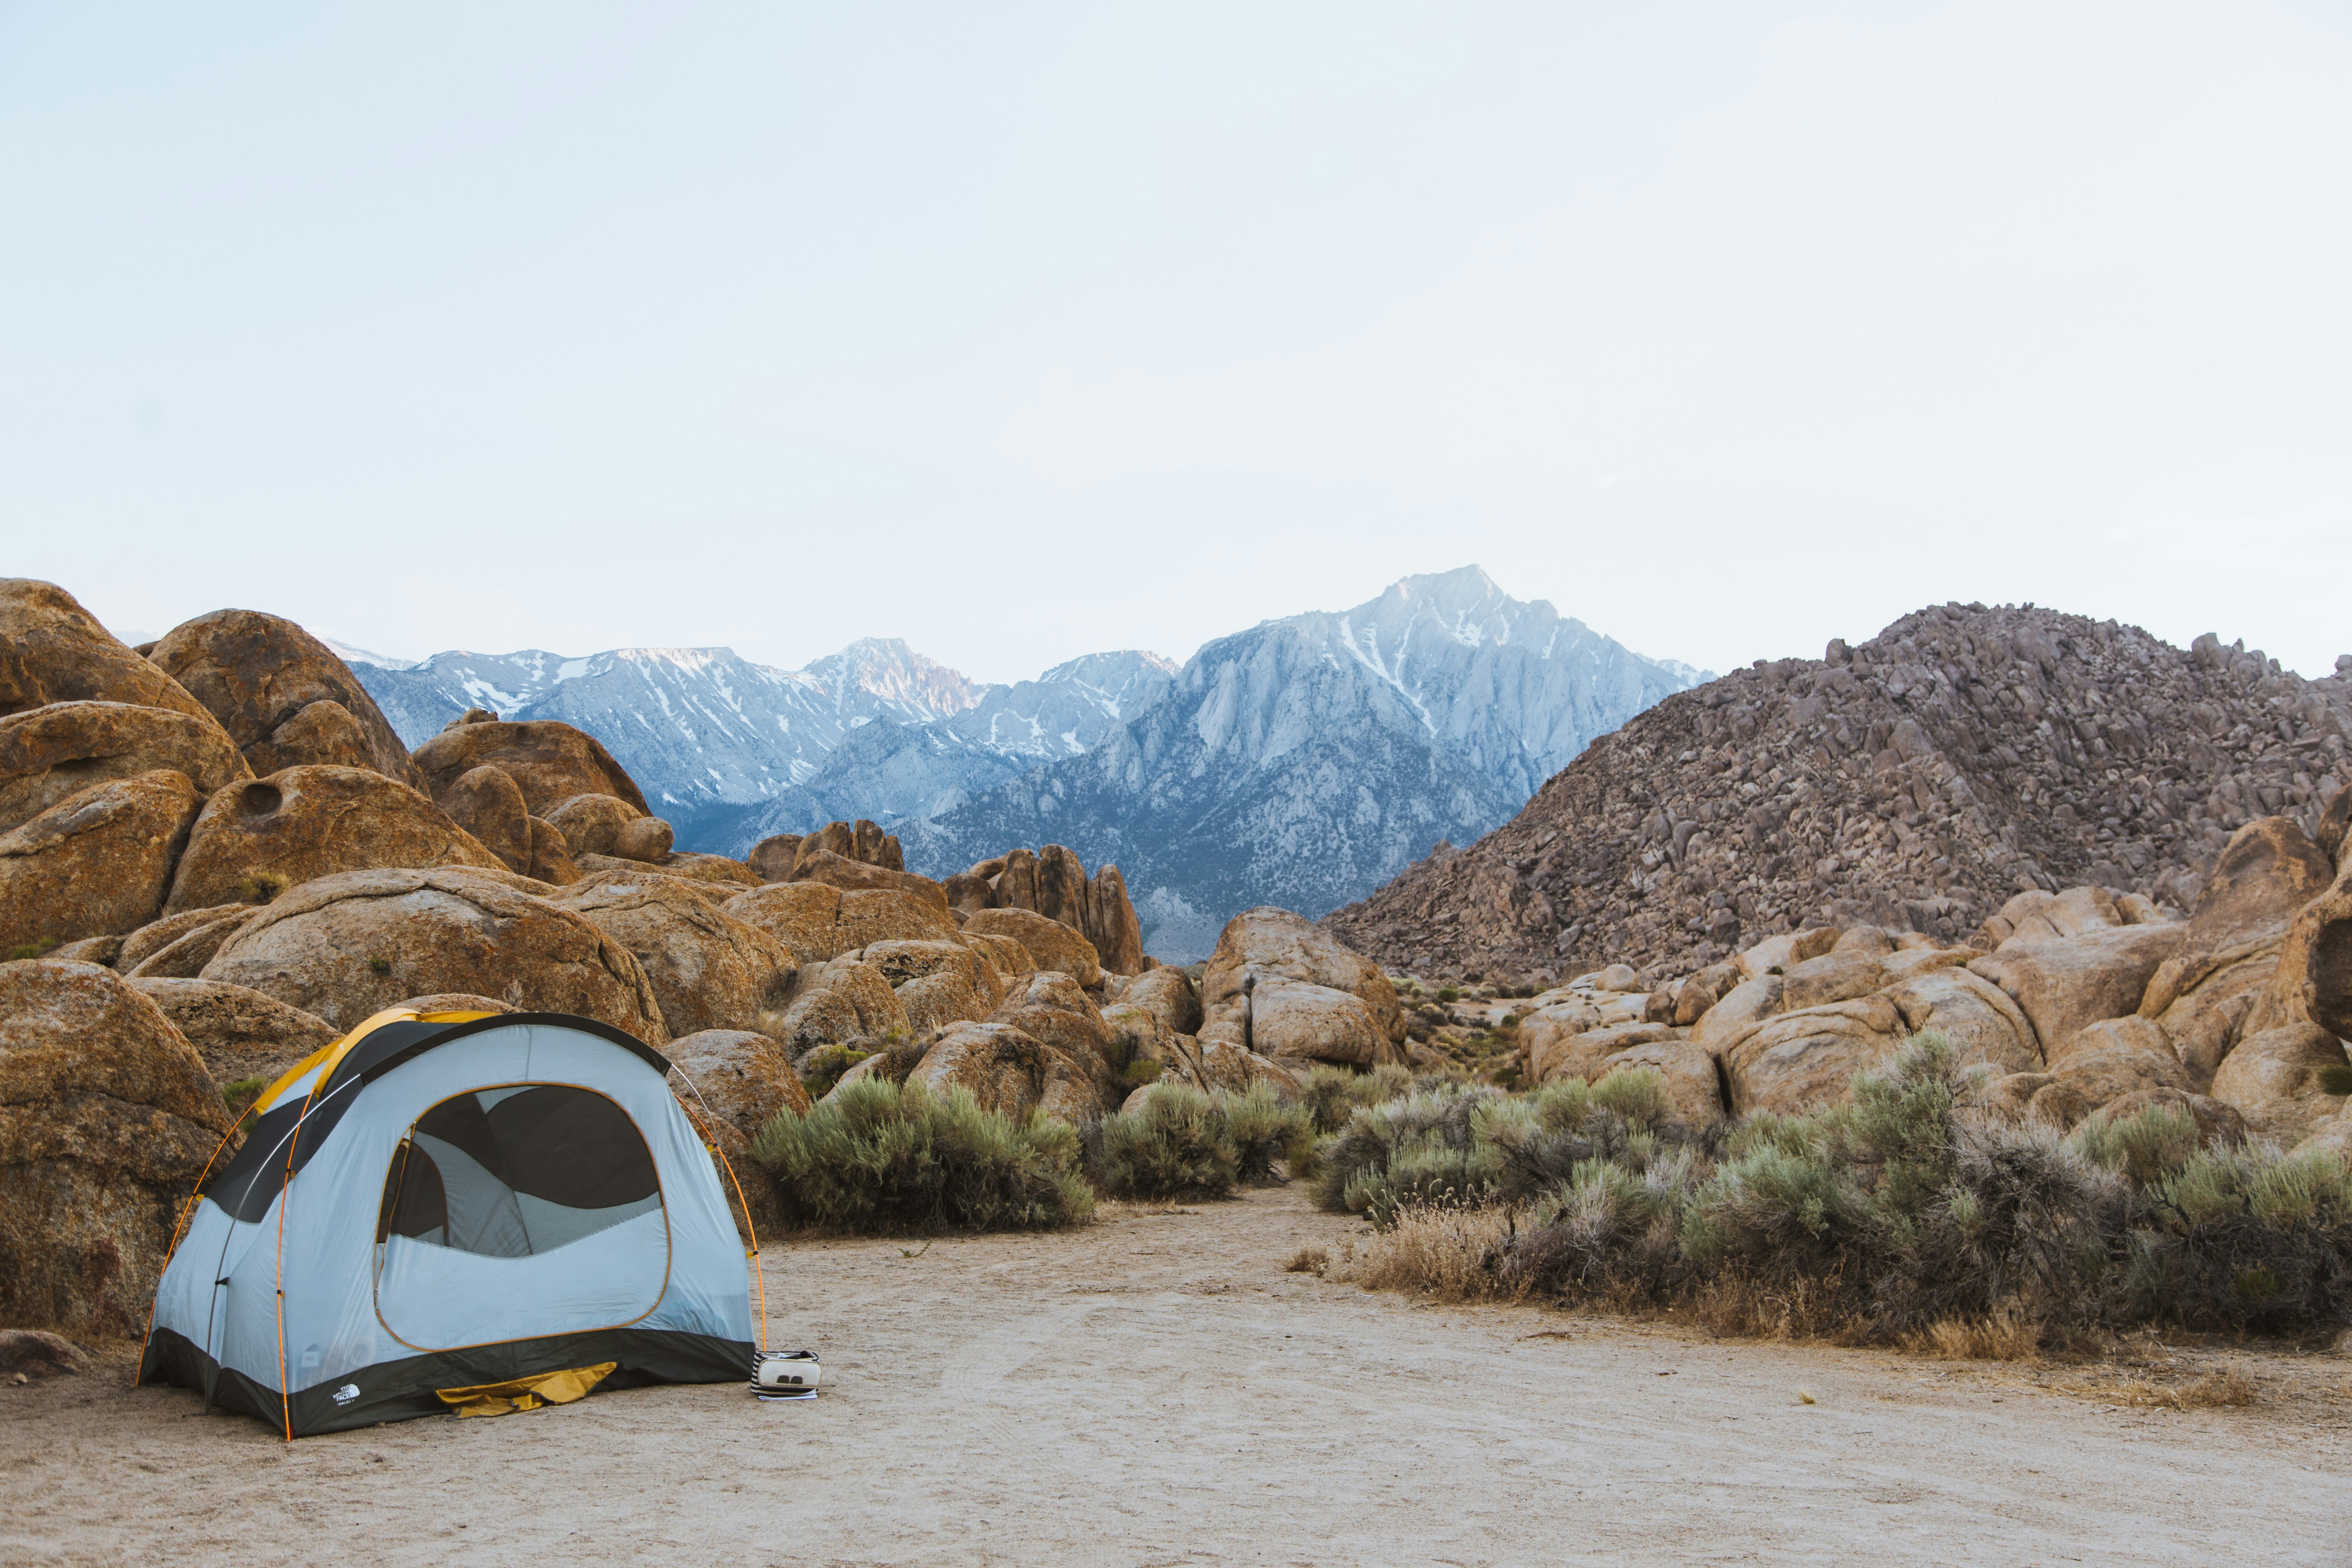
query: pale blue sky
[{"left": 5, "top": 2, "right": 2348, "bottom": 680}]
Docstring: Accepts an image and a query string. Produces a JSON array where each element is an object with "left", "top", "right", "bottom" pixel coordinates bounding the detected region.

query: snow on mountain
[
  {"left": 349, "top": 637, "right": 1178, "bottom": 845},
  {"left": 896, "top": 567, "right": 1710, "bottom": 958},
  {"left": 344, "top": 567, "right": 1703, "bottom": 962}
]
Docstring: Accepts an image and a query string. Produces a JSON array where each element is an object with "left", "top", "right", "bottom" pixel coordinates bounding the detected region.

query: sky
[{"left": 3, "top": 1, "right": 2348, "bottom": 683}]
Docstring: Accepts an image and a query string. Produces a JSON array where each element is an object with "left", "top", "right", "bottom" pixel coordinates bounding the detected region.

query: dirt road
[{"left": 8, "top": 1187, "right": 2347, "bottom": 1565}]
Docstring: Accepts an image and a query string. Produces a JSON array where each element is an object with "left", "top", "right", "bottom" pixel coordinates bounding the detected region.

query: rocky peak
[{"left": 1325, "top": 601, "right": 2352, "bottom": 987}]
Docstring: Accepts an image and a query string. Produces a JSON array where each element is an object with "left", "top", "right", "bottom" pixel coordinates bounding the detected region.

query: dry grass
[
  {"left": 1283, "top": 1245, "right": 1329, "bottom": 1275},
  {"left": 2051, "top": 1364, "right": 2259, "bottom": 1409},
  {"left": 1339, "top": 1205, "right": 1524, "bottom": 1302},
  {"left": 1904, "top": 1307, "right": 2043, "bottom": 1363}
]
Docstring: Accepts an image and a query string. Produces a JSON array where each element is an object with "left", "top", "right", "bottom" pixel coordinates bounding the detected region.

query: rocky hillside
[
  {"left": 900, "top": 567, "right": 1706, "bottom": 958},
  {"left": 1326, "top": 602, "right": 2352, "bottom": 986},
  {"left": 351, "top": 639, "right": 1175, "bottom": 846}
]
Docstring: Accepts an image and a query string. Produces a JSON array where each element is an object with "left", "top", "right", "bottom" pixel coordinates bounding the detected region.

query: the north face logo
[{"left": 332, "top": 1384, "right": 360, "bottom": 1406}]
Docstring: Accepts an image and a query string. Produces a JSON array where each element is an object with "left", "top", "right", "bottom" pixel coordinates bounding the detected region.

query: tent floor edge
[{"left": 140, "top": 1325, "right": 754, "bottom": 1437}]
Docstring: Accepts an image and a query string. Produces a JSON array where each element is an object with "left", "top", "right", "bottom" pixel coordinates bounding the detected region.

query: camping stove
[{"left": 751, "top": 1349, "right": 821, "bottom": 1400}]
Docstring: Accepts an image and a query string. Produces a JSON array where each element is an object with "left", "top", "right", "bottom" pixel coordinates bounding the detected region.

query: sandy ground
[{"left": 7, "top": 1186, "right": 2351, "bottom": 1567}]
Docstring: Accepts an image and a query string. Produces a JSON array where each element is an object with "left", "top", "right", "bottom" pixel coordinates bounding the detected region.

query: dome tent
[{"left": 141, "top": 1008, "right": 757, "bottom": 1437}]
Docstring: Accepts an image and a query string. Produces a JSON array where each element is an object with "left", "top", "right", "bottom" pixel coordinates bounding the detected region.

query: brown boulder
[
  {"left": 747, "top": 834, "right": 802, "bottom": 884},
  {"left": 614, "top": 815, "right": 675, "bottom": 864},
  {"left": 2317, "top": 785, "right": 2351, "bottom": 865},
  {"left": 1194, "top": 1037, "right": 1302, "bottom": 1098},
  {"left": 2049, "top": 1014, "right": 2174, "bottom": 1071},
  {"left": 2047, "top": 1032, "right": 2193, "bottom": 1113},
  {"left": 546, "top": 792, "right": 644, "bottom": 858},
  {"left": 440, "top": 765, "right": 533, "bottom": 872},
  {"left": 1967, "top": 924, "right": 2183, "bottom": 1057},
  {"left": 243, "top": 698, "right": 373, "bottom": 776},
  {"left": 1723, "top": 995, "right": 1906, "bottom": 1116},
  {"left": 0, "top": 701, "right": 248, "bottom": 836},
  {"left": 2264, "top": 867, "right": 2352, "bottom": 1041},
  {"left": 906, "top": 1023, "right": 1071, "bottom": 1120},
  {"left": 1690, "top": 975, "right": 1784, "bottom": 1056},
  {"left": 1736, "top": 926, "right": 1838, "bottom": 981},
  {"left": 164, "top": 766, "right": 504, "bottom": 916},
  {"left": 0, "top": 961, "right": 230, "bottom": 1337},
  {"left": 1206, "top": 908, "right": 1404, "bottom": 1056},
  {"left": 942, "top": 871, "right": 996, "bottom": 918},
  {"left": 525, "top": 817, "right": 579, "bottom": 885},
  {"left": 651, "top": 851, "right": 759, "bottom": 887},
  {"left": 666, "top": 1028, "right": 810, "bottom": 1138},
  {"left": 864, "top": 938, "right": 1003, "bottom": 1006},
  {"left": 786, "top": 849, "right": 951, "bottom": 910},
  {"left": 548, "top": 872, "right": 796, "bottom": 1039},
  {"left": 0, "top": 580, "right": 223, "bottom": 730},
  {"left": 837, "top": 889, "right": 962, "bottom": 951},
  {"left": 896, "top": 971, "right": 992, "bottom": 1034},
  {"left": 1592, "top": 1038, "right": 1726, "bottom": 1130},
  {"left": 199, "top": 867, "right": 668, "bottom": 1040},
  {"left": 964, "top": 931, "right": 1035, "bottom": 986},
  {"left": 989, "top": 971, "right": 1115, "bottom": 1071},
  {"left": 1246, "top": 979, "right": 1403, "bottom": 1069},
  {"left": 2148, "top": 952, "right": 2275, "bottom": 1088},
  {"left": 962, "top": 906, "right": 1099, "bottom": 986},
  {"left": 723, "top": 881, "right": 847, "bottom": 966},
  {"left": 0, "top": 771, "right": 200, "bottom": 951},
  {"left": 1779, "top": 949, "right": 1890, "bottom": 1012},
  {"left": 118, "top": 904, "right": 260, "bottom": 980},
  {"left": 1883, "top": 966, "right": 2041, "bottom": 1074},
  {"left": 126, "top": 977, "right": 338, "bottom": 1088},
  {"left": 412, "top": 720, "right": 649, "bottom": 817},
  {"left": 147, "top": 609, "right": 422, "bottom": 787},
  {"left": 1532, "top": 1022, "right": 1682, "bottom": 1086},
  {"left": 662, "top": 1029, "right": 802, "bottom": 1241},
  {"left": 1122, "top": 967, "right": 1203, "bottom": 1036},
  {"left": 767, "top": 960, "right": 910, "bottom": 1055},
  {"left": 2184, "top": 816, "right": 2335, "bottom": 951},
  {"left": 2208, "top": 1023, "right": 2352, "bottom": 1145},
  {"left": 791, "top": 820, "right": 901, "bottom": 873}
]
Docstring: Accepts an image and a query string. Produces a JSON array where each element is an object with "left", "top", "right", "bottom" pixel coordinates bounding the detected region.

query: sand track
[{"left": 6, "top": 1186, "right": 2347, "bottom": 1565}]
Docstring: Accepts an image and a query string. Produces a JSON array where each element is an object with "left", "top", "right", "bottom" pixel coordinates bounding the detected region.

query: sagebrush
[
  {"left": 751, "top": 1076, "right": 1094, "bottom": 1233},
  {"left": 1325, "top": 1034, "right": 2352, "bottom": 1344}
]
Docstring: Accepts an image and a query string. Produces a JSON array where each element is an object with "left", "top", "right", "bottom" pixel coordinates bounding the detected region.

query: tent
[{"left": 141, "top": 1008, "right": 760, "bottom": 1437}]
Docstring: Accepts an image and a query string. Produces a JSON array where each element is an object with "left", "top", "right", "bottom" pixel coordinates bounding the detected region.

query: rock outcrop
[
  {"left": 1328, "top": 603, "right": 2352, "bottom": 986},
  {"left": 664, "top": 1028, "right": 806, "bottom": 1240},
  {"left": 548, "top": 872, "right": 797, "bottom": 1039},
  {"left": 0, "top": 771, "right": 200, "bottom": 951},
  {"left": 146, "top": 609, "right": 422, "bottom": 787},
  {"left": 0, "top": 701, "right": 248, "bottom": 837},
  {"left": 956, "top": 846, "right": 1147, "bottom": 976},
  {"left": 411, "top": 717, "right": 650, "bottom": 817},
  {"left": 199, "top": 867, "right": 669, "bottom": 1040},
  {"left": 164, "top": 766, "right": 507, "bottom": 915},
  {"left": 0, "top": 961, "right": 233, "bottom": 1336},
  {"left": 126, "top": 978, "right": 339, "bottom": 1088},
  {"left": 0, "top": 581, "right": 227, "bottom": 732},
  {"left": 962, "top": 907, "right": 1101, "bottom": 989},
  {"left": 1199, "top": 907, "right": 1408, "bottom": 1069}
]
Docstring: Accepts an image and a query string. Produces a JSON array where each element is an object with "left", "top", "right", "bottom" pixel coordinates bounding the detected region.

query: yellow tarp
[{"left": 435, "top": 1361, "right": 617, "bottom": 1418}]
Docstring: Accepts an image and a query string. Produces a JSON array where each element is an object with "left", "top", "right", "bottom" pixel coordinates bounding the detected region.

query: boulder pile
[
  {"left": 1489, "top": 807, "right": 2352, "bottom": 1156},
  {"left": 1327, "top": 603, "right": 2352, "bottom": 984},
  {"left": 0, "top": 578, "right": 1387, "bottom": 1335}
]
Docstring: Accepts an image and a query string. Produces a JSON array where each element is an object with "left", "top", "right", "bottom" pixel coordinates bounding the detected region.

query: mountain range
[{"left": 342, "top": 567, "right": 1706, "bottom": 959}]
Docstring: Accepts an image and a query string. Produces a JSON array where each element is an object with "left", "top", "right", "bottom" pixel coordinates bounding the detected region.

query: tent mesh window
[{"left": 376, "top": 1086, "right": 663, "bottom": 1257}]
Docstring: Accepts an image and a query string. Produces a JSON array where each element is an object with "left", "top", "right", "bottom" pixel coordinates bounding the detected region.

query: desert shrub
[
  {"left": 792, "top": 1042, "right": 873, "bottom": 1101},
  {"left": 1312, "top": 1081, "right": 1507, "bottom": 1224},
  {"left": 1088, "top": 1081, "right": 1319, "bottom": 1197},
  {"left": 750, "top": 1076, "right": 1093, "bottom": 1233},
  {"left": 1350, "top": 1031, "right": 2352, "bottom": 1345},
  {"left": 1090, "top": 1083, "right": 1237, "bottom": 1199},
  {"left": 1224, "top": 1082, "right": 1317, "bottom": 1182}
]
